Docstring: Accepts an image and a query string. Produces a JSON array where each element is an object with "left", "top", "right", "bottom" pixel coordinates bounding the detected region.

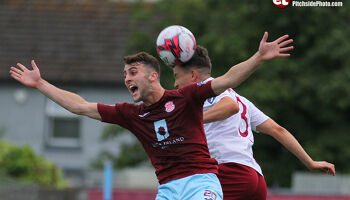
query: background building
[{"left": 0, "top": 0, "right": 141, "bottom": 187}]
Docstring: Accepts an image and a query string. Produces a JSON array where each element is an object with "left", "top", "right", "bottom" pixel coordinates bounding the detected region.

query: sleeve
[
  {"left": 247, "top": 100, "right": 269, "bottom": 132},
  {"left": 214, "top": 88, "right": 237, "bottom": 103},
  {"left": 97, "top": 103, "right": 132, "bottom": 129},
  {"left": 179, "top": 80, "right": 217, "bottom": 104}
]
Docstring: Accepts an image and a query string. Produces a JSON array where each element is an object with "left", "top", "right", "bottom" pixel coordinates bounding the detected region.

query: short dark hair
[
  {"left": 124, "top": 52, "right": 160, "bottom": 75},
  {"left": 177, "top": 45, "right": 212, "bottom": 75}
]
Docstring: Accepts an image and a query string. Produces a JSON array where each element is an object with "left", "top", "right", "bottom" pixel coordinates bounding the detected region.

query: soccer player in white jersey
[{"left": 173, "top": 45, "right": 336, "bottom": 200}]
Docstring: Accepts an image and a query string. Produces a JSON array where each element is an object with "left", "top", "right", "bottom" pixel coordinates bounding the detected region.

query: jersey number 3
[{"left": 236, "top": 96, "right": 248, "bottom": 137}]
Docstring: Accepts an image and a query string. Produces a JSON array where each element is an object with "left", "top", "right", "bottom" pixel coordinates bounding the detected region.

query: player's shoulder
[
  {"left": 177, "top": 82, "right": 206, "bottom": 94},
  {"left": 222, "top": 88, "right": 236, "bottom": 97},
  {"left": 117, "top": 102, "right": 138, "bottom": 107},
  {"left": 234, "top": 93, "right": 262, "bottom": 112},
  {"left": 234, "top": 92, "right": 249, "bottom": 102},
  {"left": 234, "top": 93, "right": 254, "bottom": 108},
  {"left": 165, "top": 89, "right": 184, "bottom": 98},
  {"left": 115, "top": 102, "right": 143, "bottom": 112},
  {"left": 210, "top": 88, "right": 236, "bottom": 103}
]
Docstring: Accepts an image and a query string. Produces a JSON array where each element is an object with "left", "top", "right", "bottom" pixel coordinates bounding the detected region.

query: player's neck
[
  {"left": 198, "top": 74, "right": 211, "bottom": 82},
  {"left": 144, "top": 83, "right": 165, "bottom": 106}
]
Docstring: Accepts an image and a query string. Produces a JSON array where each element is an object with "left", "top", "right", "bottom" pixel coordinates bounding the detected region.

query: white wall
[{"left": 292, "top": 172, "right": 350, "bottom": 195}]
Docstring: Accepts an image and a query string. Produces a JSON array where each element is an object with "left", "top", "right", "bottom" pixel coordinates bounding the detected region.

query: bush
[{"left": 0, "top": 140, "right": 67, "bottom": 188}]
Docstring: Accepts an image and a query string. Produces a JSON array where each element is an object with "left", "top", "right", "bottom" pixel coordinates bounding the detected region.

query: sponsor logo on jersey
[
  {"left": 154, "top": 119, "right": 170, "bottom": 141},
  {"left": 152, "top": 137, "right": 185, "bottom": 149},
  {"left": 165, "top": 101, "right": 175, "bottom": 112},
  {"left": 138, "top": 112, "right": 150, "bottom": 117},
  {"left": 207, "top": 97, "right": 216, "bottom": 104}
]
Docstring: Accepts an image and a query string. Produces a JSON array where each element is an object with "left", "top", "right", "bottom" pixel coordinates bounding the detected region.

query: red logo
[
  {"left": 272, "top": 0, "right": 290, "bottom": 8},
  {"left": 165, "top": 101, "right": 175, "bottom": 112},
  {"left": 204, "top": 190, "right": 217, "bottom": 200}
]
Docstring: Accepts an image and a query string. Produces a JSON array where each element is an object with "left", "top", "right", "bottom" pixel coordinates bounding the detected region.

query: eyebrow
[{"left": 123, "top": 66, "right": 138, "bottom": 74}]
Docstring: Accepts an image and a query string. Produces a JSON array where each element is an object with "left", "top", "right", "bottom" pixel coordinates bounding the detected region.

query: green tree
[
  {"left": 0, "top": 140, "right": 67, "bottom": 188},
  {"left": 91, "top": 125, "right": 149, "bottom": 170},
  {"left": 125, "top": 0, "right": 350, "bottom": 187}
]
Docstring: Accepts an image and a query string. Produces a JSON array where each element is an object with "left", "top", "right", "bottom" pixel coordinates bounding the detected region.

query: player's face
[
  {"left": 124, "top": 63, "right": 151, "bottom": 102},
  {"left": 173, "top": 65, "right": 193, "bottom": 89}
]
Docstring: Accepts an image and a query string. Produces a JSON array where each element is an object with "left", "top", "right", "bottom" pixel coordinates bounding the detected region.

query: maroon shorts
[{"left": 218, "top": 163, "right": 267, "bottom": 200}]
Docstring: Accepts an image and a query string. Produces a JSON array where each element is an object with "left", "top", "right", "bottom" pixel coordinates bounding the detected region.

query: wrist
[
  {"left": 254, "top": 51, "right": 264, "bottom": 65},
  {"left": 305, "top": 158, "right": 315, "bottom": 169},
  {"left": 35, "top": 78, "right": 46, "bottom": 89}
]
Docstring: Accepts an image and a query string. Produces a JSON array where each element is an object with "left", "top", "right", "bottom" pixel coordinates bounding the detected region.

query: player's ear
[
  {"left": 149, "top": 71, "right": 159, "bottom": 81},
  {"left": 191, "top": 69, "right": 199, "bottom": 82}
]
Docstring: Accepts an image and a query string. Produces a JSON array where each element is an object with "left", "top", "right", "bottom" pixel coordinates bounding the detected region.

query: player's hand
[
  {"left": 10, "top": 60, "right": 42, "bottom": 88},
  {"left": 308, "top": 161, "right": 336, "bottom": 176},
  {"left": 258, "top": 32, "right": 294, "bottom": 61}
]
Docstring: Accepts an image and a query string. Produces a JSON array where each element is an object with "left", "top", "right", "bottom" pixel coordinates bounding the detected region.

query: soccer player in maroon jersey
[
  {"left": 10, "top": 32, "right": 293, "bottom": 200},
  {"left": 172, "top": 45, "right": 335, "bottom": 200}
]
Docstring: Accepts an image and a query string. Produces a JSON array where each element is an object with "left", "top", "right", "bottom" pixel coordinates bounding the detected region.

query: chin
[{"left": 133, "top": 96, "right": 141, "bottom": 103}]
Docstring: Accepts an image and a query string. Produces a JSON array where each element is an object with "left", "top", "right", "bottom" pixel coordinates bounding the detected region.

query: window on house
[{"left": 45, "top": 99, "right": 81, "bottom": 148}]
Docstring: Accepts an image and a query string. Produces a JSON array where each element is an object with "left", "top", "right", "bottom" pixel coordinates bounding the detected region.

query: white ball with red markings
[{"left": 156, "top": 25, "right": 196, "bottom": 66}]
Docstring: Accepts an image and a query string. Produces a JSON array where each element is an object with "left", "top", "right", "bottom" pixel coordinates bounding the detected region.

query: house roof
[{"left": 0, "top": 1, "right": 133, "bottom": 84}]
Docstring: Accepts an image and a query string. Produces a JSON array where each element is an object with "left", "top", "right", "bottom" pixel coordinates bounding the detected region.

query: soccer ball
[{"left": 156, "top": 25, "right": 196, "bottom": 66}]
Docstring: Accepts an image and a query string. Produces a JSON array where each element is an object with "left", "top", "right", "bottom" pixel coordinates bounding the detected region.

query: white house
[{"left": 0, "top": 1, "right": 142, "bottom": 186}]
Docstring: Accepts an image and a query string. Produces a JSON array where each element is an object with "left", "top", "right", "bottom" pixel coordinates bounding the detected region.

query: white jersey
[{"left": 203, "top": 78, "right": 269, "bottom": 175}]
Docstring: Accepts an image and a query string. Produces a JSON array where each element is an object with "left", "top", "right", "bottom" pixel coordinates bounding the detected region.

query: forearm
[
  {"left": 36, "top": 79, "right": 88, "bottom": 114},
  {"left": 271, "top": 128, "right": 314, "bottom": 169},
  {"left": 203, "top": 97, "right": 239, "bottom": 123},
  {"left": 212, "top": 52, "right": 263, "bottom": 95},
  {"left": 204, "top": 109, "right": 228, "bottom": 123},
  {"left": 257, "top": 119, "right": 314, "bottom": 169},
  {"left": 10, "top": 61, "right": 100, "bottom": 119},
  {"left": 226, "top": 52, "right": 263, "bottom": 88}
]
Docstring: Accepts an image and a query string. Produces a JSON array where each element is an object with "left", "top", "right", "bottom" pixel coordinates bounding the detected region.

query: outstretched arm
[
  {"left": 203, "top": 97, "right": 239, "bottom": 123},
  {"left": 256, "top": 118, "right": 335, "bottom": 176},
  {"left": 9, "top": 60, "right": 102, "bottom": 120},
  {"left": 211, "top": 32, "right": 293, "bottom": 95}
]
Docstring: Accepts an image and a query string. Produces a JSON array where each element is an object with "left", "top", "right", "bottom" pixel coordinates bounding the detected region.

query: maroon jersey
[{"left": 97, "top": 81, "right": 218, "bottom": 184}]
